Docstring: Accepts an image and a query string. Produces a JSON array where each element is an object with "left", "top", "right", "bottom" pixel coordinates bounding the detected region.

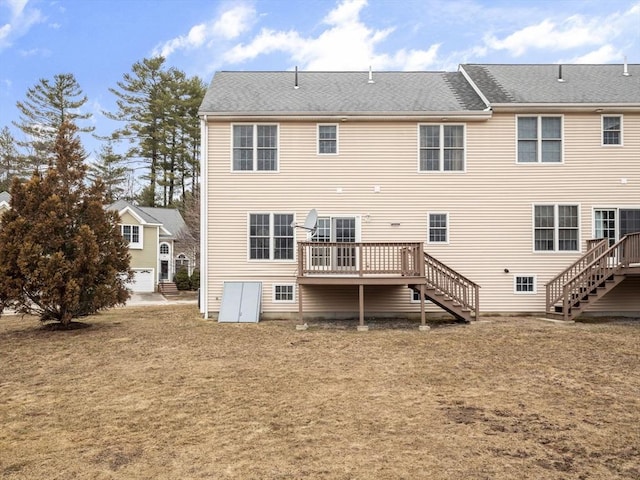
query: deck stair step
[
  {"left": 410, "top": 252, "right": 480, "bottom": 324},
  {"left": 546, "top": 233, "right": 640, "bottom": 321}
]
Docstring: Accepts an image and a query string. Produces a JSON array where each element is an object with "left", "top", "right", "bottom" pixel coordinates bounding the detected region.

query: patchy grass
[{"left": 0, "top": 306, "right": 638, "bottom": 479}]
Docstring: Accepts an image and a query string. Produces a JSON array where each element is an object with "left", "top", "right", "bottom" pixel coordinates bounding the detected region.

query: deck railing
[
  {"left": 545, "top": 238, "right": 609, "bottom": 313},
  {"left": 547, "top": 233, "right": 640, "bottom": 319},
  {"left": 297, "top": 242, "right": 425, "bottom": 277},
  {"left": 423, "top": 252, "right": 480, "bottom": 319}
]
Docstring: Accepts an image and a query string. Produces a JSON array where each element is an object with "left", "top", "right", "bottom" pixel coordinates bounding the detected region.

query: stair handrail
[
  {"left": 559, "top": 233, "right": 640, "bottom": 319},
  {"left": 423, "top": 252, "right": 480, "bottom": 319},
  {"left": 545, "top": 238, "right": 608, "bottom": 313}
]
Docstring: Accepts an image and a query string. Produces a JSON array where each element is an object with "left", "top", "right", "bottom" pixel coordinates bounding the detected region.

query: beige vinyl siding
[{"left": 206, "top": 112, "right": 640, "bottom": 316}]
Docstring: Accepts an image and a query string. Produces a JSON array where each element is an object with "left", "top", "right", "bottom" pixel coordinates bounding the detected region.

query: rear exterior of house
[{"left": 199, "top": 64, "right": 640, "bottom": 322}]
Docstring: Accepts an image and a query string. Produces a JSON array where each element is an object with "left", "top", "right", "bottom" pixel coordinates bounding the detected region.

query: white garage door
[{"left": 128, "top": 269, "right": 155, "bottom": 293}]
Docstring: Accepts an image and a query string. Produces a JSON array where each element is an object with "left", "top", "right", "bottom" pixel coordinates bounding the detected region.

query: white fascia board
[
  {"left": 458, "top": 65, "right": 492, "bottom": 110},
  {"left": 491, "top": 103, "right": 640, "bottom": 113},
  {"left": 199, "top": 111, "right": 493, "bottom": 122}
]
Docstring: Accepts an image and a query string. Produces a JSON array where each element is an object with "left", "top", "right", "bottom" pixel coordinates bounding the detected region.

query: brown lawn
[{"left": 1, "top": 306, "right": 638, "bottom": 479}]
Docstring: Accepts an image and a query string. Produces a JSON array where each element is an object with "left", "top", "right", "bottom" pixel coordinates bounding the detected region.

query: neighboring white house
[{"left": 198, "top": 64, "right": 640, "bottom": 323}]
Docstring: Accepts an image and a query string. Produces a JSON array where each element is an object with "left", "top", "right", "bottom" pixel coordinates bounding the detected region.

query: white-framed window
[
  {"left": 159, "top": 242, "right": 170, "bottom": 255},
  {"left": 517, "top": 116, "right": 563, "bottom": 163},
  {"left": 594, "top": 208, "right": 640, "bottom": 246},
  {"left": 248, "top": 213, "right": 295, "bottom": 261},
  {"left": 273, "top": 284, "right": 295, "bottom": 303},
  {"left": 602, "top": 115, "right": 622, "bottom": 146},
  {"left": 232, "top": 124, "right": 278, "bottom": 171},
  {"left": 533, "top": 204, "right": 579, "bottom": 252},
  {"left": 427, "top": 213, "right": 448, "bottom": 244},
  {"left": 514, "top": 275, "right": 537, "bottom": 294},
  {"left": 175, "top": 253, "right": 189, "bottom": 273},
  {"left": 419, "top": 124, "right": 465, "bottom": 172},
  {"left": 410, "top": 288, "right": 432, "bottom": 303},
  {"left": 121, "top": 224, "right": 142, "bottom": 249},
  {"left": 318, "top": 124, "right": 338, "bottom": 155}
]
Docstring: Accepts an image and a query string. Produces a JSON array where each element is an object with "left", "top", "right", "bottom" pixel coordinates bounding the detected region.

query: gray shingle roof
[
  {"left": 0, "top": 191, "right": 10, "bottom": 204},
  {"left": 462, "top": 64, "right": 640, "bottom": 104},
  {"left": 109, "top": 200, "right": 162, "bottom": 226},
  {"left": 139, "top": 207, "right": 187, "bottom": 239},
  {"left": 199, "top": 71, "right": 487, "bottom": 115}
]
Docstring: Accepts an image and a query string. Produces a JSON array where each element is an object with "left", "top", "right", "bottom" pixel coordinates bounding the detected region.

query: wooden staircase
[
  {"left": 410, "top": 252, "right": 480, "bottom": 323},
  {"left": 546, "top": 233, "right": 640, "bottom": 321}
]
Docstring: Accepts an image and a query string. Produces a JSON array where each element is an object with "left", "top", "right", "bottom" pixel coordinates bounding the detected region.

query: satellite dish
[{"left": 290, "top": 208, "right": 318, "bottom": 232}]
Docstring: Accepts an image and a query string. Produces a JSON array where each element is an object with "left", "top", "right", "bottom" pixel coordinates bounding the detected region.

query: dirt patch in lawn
[{"left": 1, "top": 307, "right": 638, "bottom": 479}]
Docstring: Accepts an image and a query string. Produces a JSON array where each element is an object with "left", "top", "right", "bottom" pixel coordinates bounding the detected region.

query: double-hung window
[
  {"left": 534, "top": 204, "right": 579, "bottom": 252},
  {"left": 318, "top": 124, "right": 338, "bottom": 154},
  {"left": 419, "top": 124, "right": 465, "bottom": 172},
  {"left": 121, "top": 224, "right": 142, "bottom": 249},
  {"left": 428, "top": 213, "right": 448, "bottom": 243},
  {"left": 249, "top": 213, "right": 294, "bottom": 260},
  {"left": 602, "top": 115, "right": 622, "bottom": 146},
  {"left": 233, "top": 124, "right": 278, "bottom": 171},
  {"left": 517, "top": 116, "right": 562, "bottom": 163}
]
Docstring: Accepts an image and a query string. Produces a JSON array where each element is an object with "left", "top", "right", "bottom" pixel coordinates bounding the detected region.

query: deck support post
[
  {"left": 420, "top": 284, "right": 426, "bottom": 326},
  {"left": 357, "top": 284, "right": 368, "bottom": 331},
  {"left": 296, "top": 283, "right": 308, "bottom": 330}
]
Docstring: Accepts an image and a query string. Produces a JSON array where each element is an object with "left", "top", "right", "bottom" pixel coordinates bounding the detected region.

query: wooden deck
[{"left": 296, "top": 242, "right": 480, "bottom": 327}]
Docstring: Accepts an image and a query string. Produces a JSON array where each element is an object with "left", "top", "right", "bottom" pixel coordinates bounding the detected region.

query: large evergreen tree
[
  {"left": 107, "top": 57, "right": 205, "bottom": 207},
  {"left": 13, "top": 73, "right": 94, "bottom": 166},
  {"left": 0, "top": 122, "right": 132, "bottom": 326},
  {"left": 0, "top": 126, "right": 28, "bottom": 191},
  {"left": 88, "top": 141, "right": 131, "bottom": 204}
]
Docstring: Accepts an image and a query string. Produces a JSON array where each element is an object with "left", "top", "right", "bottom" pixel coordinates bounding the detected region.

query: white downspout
[{"left": 200, "top": 115, "right": 209, "bottom": 318}]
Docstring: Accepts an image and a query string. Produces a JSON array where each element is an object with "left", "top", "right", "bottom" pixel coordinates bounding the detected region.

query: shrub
[
  {"left": 174, "top": 268, "right": 190, "bottom": 290},
  {"left": 189, "top": 269, "right": 200, "bottom": 290}
]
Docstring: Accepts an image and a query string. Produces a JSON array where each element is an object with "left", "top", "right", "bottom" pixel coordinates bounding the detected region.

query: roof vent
[
  {"left": 557, "top": 64, "right": 565, "bottom": 82},
  {"left": 294, "top": 66, "right": 300, "bottom": 89},
  {"left": 623, "top": 56, "right": 630, "bottom": 77},
  {"left": 368, "top": 66, "right": 374, "bottom": 84}
]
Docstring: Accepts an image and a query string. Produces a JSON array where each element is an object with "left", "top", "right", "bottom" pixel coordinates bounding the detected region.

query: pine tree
[
  {"left": 0, "top": 126, "right": 28, "bottom": 191},
  {"left": 14, "top": 73, "right": 94, "bottom": 167},
  {"left": 88, "top": 141, "right": 131, "bottom": 204},
  {"left": 0, "top": 122, "right": 132, "bottom": 326},
  {"left": 107, "top": 57, "right": 205, "bottom": 207}
]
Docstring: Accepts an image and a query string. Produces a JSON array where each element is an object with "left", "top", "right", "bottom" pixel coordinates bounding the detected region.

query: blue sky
[{"left": 1, "top": 0, "right": 639, "bottom": 160}]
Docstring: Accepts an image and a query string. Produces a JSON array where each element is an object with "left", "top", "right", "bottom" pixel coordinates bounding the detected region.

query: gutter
[
  {"left": 197, "top": 111, "right": 493, "bottom": 122},
  {"left": 490, "top": 103, "right": 640, "bottom": 113}
]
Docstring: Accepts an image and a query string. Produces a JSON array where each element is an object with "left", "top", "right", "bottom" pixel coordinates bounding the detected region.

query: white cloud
[
  {"left": 0, "top": 0, "right": 44, "bottom": 50},
  {"left": 483, "top": 3, "right": 640, "bottom": 58},
  {"left": 565, "top": 45, "right": 622, "bottom": 64},
  {"left": 223, "top": 0, "right": 441, "bottom": 71},
  {"left": 153, "top": 3, "right": 256, "bottom": 58}
]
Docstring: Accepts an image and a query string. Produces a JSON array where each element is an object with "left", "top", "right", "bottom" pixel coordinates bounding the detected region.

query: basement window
[
  {"left": 273, "top": 284, "right": 295, "bottom": 303},
  {"left": 514, "top": 275, "right": 536, "bottom": 294}
]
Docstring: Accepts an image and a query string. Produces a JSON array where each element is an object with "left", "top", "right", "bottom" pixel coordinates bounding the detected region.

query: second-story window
[
  {"left": 602, "top": 115, "right": 622, "bottom": 146},
  {"left": 318, "top": 124, "right": 338, "bottom": 154},
  {"left": 233, "top": 124, "right": 278, "bottom": 171},
  {"left": 419, "top": 124, "right": 465, "bottom": 172},
  {"left": 121, "top": 224, "right": 142, "bottom": 249},
  {"left": 517, "top": 116, "right": 562, "bottom": 163}
]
